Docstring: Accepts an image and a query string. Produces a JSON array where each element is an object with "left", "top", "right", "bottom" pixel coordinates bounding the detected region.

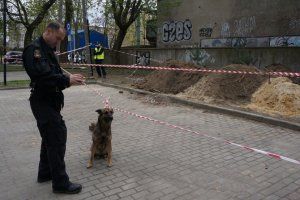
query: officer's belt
[{"left": 31, "top": 85, "right": 61, "bottom": 94}]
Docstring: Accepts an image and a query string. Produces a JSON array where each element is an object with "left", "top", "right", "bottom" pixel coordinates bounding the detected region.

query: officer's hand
[{"left": 70, "top": 74, "right": 85, "bottom": 86}]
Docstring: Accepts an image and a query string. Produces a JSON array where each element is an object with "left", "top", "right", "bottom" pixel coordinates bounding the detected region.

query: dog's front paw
[{"left": 86, "top": 164, "right": 93, "bottom": 169}]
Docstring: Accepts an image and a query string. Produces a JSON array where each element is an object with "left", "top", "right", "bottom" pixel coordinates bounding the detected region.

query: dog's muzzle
[{"left": 104, "top": 116, "right": 113, "bottom": 122}]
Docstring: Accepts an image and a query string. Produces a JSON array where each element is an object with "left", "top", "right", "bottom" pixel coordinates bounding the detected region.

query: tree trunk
[
  {"left": 111, "top": 29, "right": 127, "bottom": 64},
  {"left": 60, "top": 38, "right": 68, "bottom": 63},
  {"left": 24, "top": 28, "right": 35, "bottom": 47},
  {"left": 60, "top": 0, "right": 74, "bottom": 63}
]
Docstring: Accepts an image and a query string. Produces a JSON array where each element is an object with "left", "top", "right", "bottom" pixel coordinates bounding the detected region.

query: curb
[
  {"left": 90, "top": 80, "right": 300, "bottom": 132},
  {"left": 0, "top": 86, "right": 30, "bottom": 90}
]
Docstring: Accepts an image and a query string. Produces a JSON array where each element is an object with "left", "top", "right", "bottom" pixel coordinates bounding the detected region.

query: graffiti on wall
[
  {"left": 136, "top": 51, "right": 150, "bottom": 66},
  {"left": 162, "top": 19, "right": 192, "bottom": 43},
  {"left": 221, "top": 22, "right": 230, "bottom": 37},
  {"left": 232, "top": 37, "right": 269, "bottom": 47},
  {"left": 199, "top": 23, "right": 216, "bottom": 37},
  {"left": 201, "top": 36, "right": 300, "bottom": 48},
  {"left": 221, "top": 16, "right": 256, "bottom": 37},
  {"left": 199, "top": 28, "right": 213, "bottom": 37},
  {"left": 270, "top": 36, "right": 300, "bottom": 47},
  {"left": 233, "top": 16, "right": 256, "bottom": 36},
  {"left": 201, "top": 38, "right": 232, "bottom": 48},
  {"left": 289, "top": 19, "right": 300, "bottom": 29},
  {"left": 184, "top": 49, "right": 215, "bottom": 66}
]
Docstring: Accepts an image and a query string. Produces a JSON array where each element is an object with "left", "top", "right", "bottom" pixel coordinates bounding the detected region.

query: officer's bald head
[{"left": 43, "top": 22, "right": 66, "bottom": 48}]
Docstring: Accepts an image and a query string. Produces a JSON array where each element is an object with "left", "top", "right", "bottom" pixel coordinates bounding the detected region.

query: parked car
[{"left": 4, "top": 51, "right": 23, "bottom": 64}]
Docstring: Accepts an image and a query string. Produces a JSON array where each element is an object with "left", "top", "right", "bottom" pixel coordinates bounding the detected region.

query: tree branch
[
  {"left": 6, "top": 11, "right": 23, "bottom": 24},
  {"left": 30, "top": 0, "right": 57, "bottom": 29},
  {"left": 121, "top": 0, "right": 131, "bottom": 26},
  {"left": 17, "top": 0, "right": 29, "bottom": 23},
  {"left": 126, "top": 0, "right": 142, "bottom": 27}
]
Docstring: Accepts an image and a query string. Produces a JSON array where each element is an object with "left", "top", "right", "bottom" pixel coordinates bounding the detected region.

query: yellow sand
[{"left": 247, "top": 77, "right": 300, "bottom": 117}]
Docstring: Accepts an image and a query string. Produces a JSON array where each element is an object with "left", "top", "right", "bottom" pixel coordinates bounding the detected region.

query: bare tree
[
  {"left": 6, "top": 0, "right": 57, "bottom": 46},
  {"left": 110, "top": 0, "right": 143, "bottom": 63},
  {"left": 111, "top": 0, "right": 143, "bottom": 50}
]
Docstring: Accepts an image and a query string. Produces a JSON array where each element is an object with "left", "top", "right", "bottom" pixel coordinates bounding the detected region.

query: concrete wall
[
  {"left": 106, "top": 47, "right": 300, "bottom": 71},
  {"left": 108, "top": 0, "right": 297, "bottom": 71},
  {"left": 157, "top": 0, "right": 300, "bottom": 48}
]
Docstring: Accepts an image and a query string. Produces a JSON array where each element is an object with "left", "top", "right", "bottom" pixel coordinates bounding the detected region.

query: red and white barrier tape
[
  {"left": 114, "top": 107, "right": 300, "bottom": 165},
  {"left": 61, "top": 67, "right": 112, "bottom": 108},
  {"left": 61, "top": 67, "right": 300, "bottom": 165},
  {"left": 56, "top": 44, "right": 92, "bottom": 55},
  {"left": 55, "top": 42, "right": 163, "bottom": 63},
  {"left": 101, "top": 46, "right": 163, "bottom": 64},
  {"left": 61, "top": 62, "right": 300, "bottom": 77}
]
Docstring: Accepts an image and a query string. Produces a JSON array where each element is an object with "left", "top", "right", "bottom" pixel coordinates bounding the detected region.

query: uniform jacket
[{"left": 23, "top": 36, "right": 70, "bottom": 109}]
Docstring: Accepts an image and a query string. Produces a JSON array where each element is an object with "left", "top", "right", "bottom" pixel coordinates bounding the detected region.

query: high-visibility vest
[{"left": 94, "top": 48, "right": 104, "bottom": 60}]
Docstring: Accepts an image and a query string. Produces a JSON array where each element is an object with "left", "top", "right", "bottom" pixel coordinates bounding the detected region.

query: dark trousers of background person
[
  {"left": 30, "top": 93, "right": 70, "bottom": 188},
  {"left": 95, "top": 59, "right": 106, "bottom": 78}
]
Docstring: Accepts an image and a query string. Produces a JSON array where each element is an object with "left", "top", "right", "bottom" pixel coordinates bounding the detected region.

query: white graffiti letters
[
  {"left": 233, "top": 16, "right": 256, "bottom": 36},
  {"left": 162, "top": 19, "right": 192, "bottom": 43},
  {"left": 221, "top": 22, "right": 230, "bottom": 37}
]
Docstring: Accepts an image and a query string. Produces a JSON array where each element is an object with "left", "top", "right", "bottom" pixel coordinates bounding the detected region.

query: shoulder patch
[{"left": 34, "top": 49, "right": 41, "bottom": 58}]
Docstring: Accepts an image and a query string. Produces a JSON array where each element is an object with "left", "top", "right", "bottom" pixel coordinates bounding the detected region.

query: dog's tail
[{"left": 89, "top": 123, "right": 96, "bottom": 132}]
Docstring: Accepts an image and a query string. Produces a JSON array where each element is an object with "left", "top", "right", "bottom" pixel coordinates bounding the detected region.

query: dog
[{"left": 87, "top": 107, "right": 114, "bottom": 168}]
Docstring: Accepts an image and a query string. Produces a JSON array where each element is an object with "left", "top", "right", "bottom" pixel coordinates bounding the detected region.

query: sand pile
[
  {"left": 247, "top": 77, "right": 300, "bottom": 117},
  {"left": 135, "top": 60, "right": 203, "bottom": 94},
  {"left": 177, "top": 64, "right": 267, "bottom": 104}
]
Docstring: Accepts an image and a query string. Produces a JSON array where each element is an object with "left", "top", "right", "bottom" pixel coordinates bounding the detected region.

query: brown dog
[{"left": 87, "top": 108, "right": 114, "bottom": 168}]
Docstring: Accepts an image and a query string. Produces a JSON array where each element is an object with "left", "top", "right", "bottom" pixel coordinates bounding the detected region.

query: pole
[
  {"left": 3, "top": 0, "right": 7, "bottom": 86},
  {"left": 82, "top": 0, "right": 92, "bottom": 76},
  {"left": 56, "top": 0, "right": 63, "bottom": 62},
  {"left": 135, "top": 14, "right": 141, "bottom": 47},
  {"left": 87, "top": 19, "right": 93, "bottom": 75}
]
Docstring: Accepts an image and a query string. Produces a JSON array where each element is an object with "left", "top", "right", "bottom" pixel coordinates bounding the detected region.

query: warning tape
[
  {"left": 56, "top": 44, "right": 92, "bottom": 55},
  {"left": 56, "top": 42, "right": 163, "bottom": 64},
  {"left": 114, "top": 107, "right": 300, "bottom": 165},
  {"left": 61, "top": 67, "right": 112, "bottom": 108},
  {"left": 100, "top": 46, "right": 163, "bottom": 64},
  {"left": 61, "top": 62, "right": 300, "bottom": 77},
  {"left": 61, "top": 67, "right": 300, "bottom": 166}
]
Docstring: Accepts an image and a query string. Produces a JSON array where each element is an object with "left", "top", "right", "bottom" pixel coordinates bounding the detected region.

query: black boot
[{"left": 53, "top": 182, "right": 82, "bottom": 194}]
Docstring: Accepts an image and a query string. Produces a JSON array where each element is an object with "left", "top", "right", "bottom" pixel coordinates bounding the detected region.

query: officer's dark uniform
[{"left": 23, "top": 36, "right": 70, "bottom": 188}]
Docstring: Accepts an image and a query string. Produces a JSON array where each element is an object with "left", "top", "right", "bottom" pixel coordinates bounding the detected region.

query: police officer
[
  {"left": 93, "top": 43, "right": 106, "bottom": 78},
  {"left": 23, "top": 22, "right": 84, "bottom": 194}
]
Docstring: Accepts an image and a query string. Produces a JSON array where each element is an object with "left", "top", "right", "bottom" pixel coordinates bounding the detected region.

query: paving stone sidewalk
[{"left": 0, "top": 85, "right": 300, "bottom": 200}]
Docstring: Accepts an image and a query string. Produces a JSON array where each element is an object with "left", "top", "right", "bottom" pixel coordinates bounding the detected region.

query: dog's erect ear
[{"left": 95, "top": 109, "right": 102, "bottom": 115}]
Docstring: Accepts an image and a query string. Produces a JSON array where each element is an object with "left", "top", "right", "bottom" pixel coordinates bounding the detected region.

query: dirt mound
[
  {"left": 135, "top": 60, "right": 202, "bottom": 94},
  {"left": 247, "top": 77, "right": 300, "bottom": 117},
  {"left": 264, "top": 64, "right": 293, "bottom": 72},
  {"left": 177, "top": 64, "right": 267, "bottom": 104},
  {"left": 263, "top": 64, "right": 300, "bottom": 85}
]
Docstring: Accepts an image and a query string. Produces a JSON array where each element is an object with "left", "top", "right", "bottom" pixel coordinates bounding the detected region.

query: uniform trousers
[
  {"left": 95, "top": 59, "right": 106, "bottom": 77},
  {"left": 30, "top": 93, "right": 69, "bottom": 188}
]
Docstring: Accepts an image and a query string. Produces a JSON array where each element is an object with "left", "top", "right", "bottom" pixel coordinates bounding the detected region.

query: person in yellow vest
[{"left": 93, "top": 43, "right": 106, "bottom": 78}]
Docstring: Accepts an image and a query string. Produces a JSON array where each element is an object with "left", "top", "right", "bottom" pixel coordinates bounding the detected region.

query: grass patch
[
  {"left": 0, "top": 80, "right": 30, "bottom": 88},
  {"left": 0, "top": 64, "right": 25, "bottom": 72}
]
